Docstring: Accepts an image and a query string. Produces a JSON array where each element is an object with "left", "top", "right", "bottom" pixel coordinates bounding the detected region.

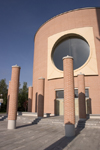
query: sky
[{"left": 0, "top": 0, "right": 100, "bottom": 88}]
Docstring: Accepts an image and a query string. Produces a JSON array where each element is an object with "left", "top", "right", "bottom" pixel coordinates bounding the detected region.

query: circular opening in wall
[{"left": 51, "top": 34, "right": 90, "bottom": 71}]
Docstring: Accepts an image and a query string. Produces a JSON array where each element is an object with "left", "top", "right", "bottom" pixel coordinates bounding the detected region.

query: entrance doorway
[
  {"left": 55, "top": 99, "right": 64, "bottom": 115},
  {"left": 55, "top": 90, "right": 64, "bottom": 116},
  {"left": 55, "top": 88, "right": 90, "bottom": 116}
]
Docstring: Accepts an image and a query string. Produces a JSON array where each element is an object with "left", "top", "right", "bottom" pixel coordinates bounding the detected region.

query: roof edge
[{"left": 34, "top": 7, "right": 100, "bottom": 40}]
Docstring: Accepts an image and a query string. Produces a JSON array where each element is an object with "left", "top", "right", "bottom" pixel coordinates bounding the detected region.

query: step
[
  {"left": 89, "top": 114, "right": 100, "bottom": 119},
  {"left": 17, "top": 112, "right": 37, "bottom": 117},
  {"left": 0, "top": 115, "right": 7, "bottom": 121},
  {"left": 17, "top": 112, "right": 55, "bottom": 117}
]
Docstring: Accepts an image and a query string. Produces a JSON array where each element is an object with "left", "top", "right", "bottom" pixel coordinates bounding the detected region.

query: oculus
[{"left": 51, "top": 34, "right": 90, "bottom": 71}]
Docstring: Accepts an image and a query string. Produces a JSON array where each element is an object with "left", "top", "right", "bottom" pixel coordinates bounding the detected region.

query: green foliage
[
  {"left": 0, "top": 79, "right": 8, "bottom": 112},
  {"left": 18, "top": 82, "right": 28, "bottom": 111},
  {"left": 0, "top": 80, "right": 28, "bottom": 112},
  {"left": 0, "top": 79, "right": 28, "bottom": 112}
]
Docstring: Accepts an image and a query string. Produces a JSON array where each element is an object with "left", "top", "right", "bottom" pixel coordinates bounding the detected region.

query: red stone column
[
  {"left": 8, "top": 65, "right": 20, "bottom": 129},
  {"left": 37, "top": 77, "right": 45, "bottom": 117},
  {"left": 78, "top": 73, "right": 86, "bottom": 120},
  {"left": 63, "top": 56, "right": 75, "bottom": 137},
  {"left": 7, "top": 81, "right": 11, "bottom": 114},
  {"left": 28, "top": 86, "right": 33, "bottom": 112}
]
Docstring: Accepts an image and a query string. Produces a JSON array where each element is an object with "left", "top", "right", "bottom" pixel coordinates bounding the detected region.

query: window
[
  {"left": 74, "top": 88, "right": 89, "bottom": 98},
  {"left": 52, "top": 34, "right": 90, "bottom": 71},
  {"left": 75, "top": 89, "right": 78, "bottom": 98},
  {"left": 85, "top": 89, "right": 89, "bottom": 98},
  {"left": 56, "top": 90, "right": 64, "bottom": 99},
  {"left": 56, "top": 88, "right": 89, "bottom": 99}
]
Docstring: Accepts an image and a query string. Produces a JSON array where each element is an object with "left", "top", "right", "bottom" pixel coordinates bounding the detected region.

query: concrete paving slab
[{"left": 0, "top": 115, "right": 100, "bottom": 150}]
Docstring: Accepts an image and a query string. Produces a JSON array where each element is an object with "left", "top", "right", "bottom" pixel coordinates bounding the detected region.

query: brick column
[
  {"left": 7, "top": 81, "right": 11, "bottom": 114},
  {"left": 63, "top": 55, "right": 75, "bottom": 137},
  {"left": 37, "top": 77, "right": 45, "bottom": 117},
  {"left": 8, "top": 65, "right": 20, "bottom": 129},
  {"left": 78, "top": 73, "right": 86, "bottom": 120},
  {"left": 28, "top": 86, "right": 33, "bottom": 112}
]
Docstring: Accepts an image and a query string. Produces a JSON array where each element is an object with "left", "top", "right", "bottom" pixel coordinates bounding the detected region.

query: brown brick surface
[
  {"left": 28, "top": 86, "right": 33, "bottom": 112},
  {"left": 78, "top": 74, "right": 86, "bottom": 119},
  {"left": 7, "top": 81, "right": 11, "bottom": 114},
  {"left": 8, "top": 66, "right": 20, "bottom": 120},
  {"left": 63, "top": 56, "right": 75, "bottom": 124},
  {"left": 32, "top": 8, "right": 100, "bottom": 115}
]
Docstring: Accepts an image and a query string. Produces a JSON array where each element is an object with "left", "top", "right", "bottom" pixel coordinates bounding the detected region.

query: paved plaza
[{"left": 0, "top": 114, "right": 100, "bottom": 150}]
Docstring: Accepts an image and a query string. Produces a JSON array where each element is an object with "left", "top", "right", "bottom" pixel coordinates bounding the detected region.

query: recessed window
[
  {"left": 75, "top": 89, "right": 78, "bottom": 98},
  {"left": 52, "top": 34, "right": 90, "bottom": 71},
  {"left": 56, "top": 90, "right": 64, "bottom": 99},
  {"left": 85, "top": 89, "right": 89, "bottom": 98},
  {"left": 74, "top": 88, "right": 89, "bottom": 98},
  {"left": 56, "top": 88, "right": 89, "bottom": 99}
]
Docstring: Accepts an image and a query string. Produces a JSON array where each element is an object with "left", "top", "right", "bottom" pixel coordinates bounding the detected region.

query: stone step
[
  {"left": 17, "top": 112, "right": 37, "bottom": 117},
  {"left": 17, "top": 112, "right": 55, "bottom": 117},
  {"left": 2, "top": 115, "right": 64, "bottom": 125},
  {"left": 1, "top": 114, "right": 100, "bottom": 128},
  {"left": 89, "top": 114, "right": 100, "bottom": 119},
  {"left": 76, "top": 120, "right": 86, "bottom": 128},
  {"left": 0, "top": 115, "right": 8, "bottom": 121},
  {"left": 17, "top": 116, "right": 37, "bottom": 124},
  {"left": 32, "top": 117, "right": 64, "bottom": 126},
  {"left": 85, "top": 119, "right": 100, "bottom": 128}
]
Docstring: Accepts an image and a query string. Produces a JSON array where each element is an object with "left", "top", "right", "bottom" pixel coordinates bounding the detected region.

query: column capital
[
  {"left": 62, "top": 55, "right": 73, "bottom": 60},
  {"left": 12, "top": 64, "right": 21, "bottom": 69},
  {"left": 29, "top": 86, "right": 33, "bottom": 88},
  {"left": 77, "top": 72, "right": 85, "bottom": 76},
  {"left": 38, "top": 77, "right": 45, "bottom": 80}
]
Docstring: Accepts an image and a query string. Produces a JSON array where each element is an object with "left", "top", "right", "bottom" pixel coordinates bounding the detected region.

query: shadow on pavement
[
  {"left": 16, "top": 117, "right": 42, "bottom": 129},
  {"left": 44, "top": 136, "right": 74, "bottom": 150},
  {"left": 14, "top": 115, "right": 87, "bottom": 149},
  {"left": 44, "top": 119, "right": 87, "bottom": 150},
  {"left": 44, "top": 126, "right": 83, "bottom": 150},
  {"left": 0, "top": 115, "right": 7, "bottom": 121}
]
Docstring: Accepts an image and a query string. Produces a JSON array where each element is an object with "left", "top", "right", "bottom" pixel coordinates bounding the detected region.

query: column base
[
  {"left": 38, "top": 117, "right": 43, "bottom": 119},
  {"left": 65, "top": 124, "right": 75, "bottom": 137},
  {"left": 8, "top": 120, "right": 16, "bottom": 129},
  {"left": 79, "top": 118, "right": 86, "bottom": 121}
]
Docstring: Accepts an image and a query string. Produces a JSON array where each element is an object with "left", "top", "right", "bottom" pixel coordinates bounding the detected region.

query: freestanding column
[
  {"left": 7, "top": 81, "right": 11, "bottom": 114},
  {"left": 78, "top": 73, "right": 86, "bottom": 120},
  {"left": 37, "top": 77, "right": 45, "bottom": 117},
  {"left": 28, "top": 86, "right": 33, "bottom": 112},
  {"left": 8, "top": 65, "right": 20, "bottom": 129},
  {"left": 63, "top": 55, "right": 75, "bottom": 137}
]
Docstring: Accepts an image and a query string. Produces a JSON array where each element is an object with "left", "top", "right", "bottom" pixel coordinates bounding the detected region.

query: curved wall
[{"left": 32, "top": 8, "right": 100, "bottom": 115}]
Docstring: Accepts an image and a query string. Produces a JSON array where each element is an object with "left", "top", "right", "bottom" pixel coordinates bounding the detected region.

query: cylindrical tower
[
  {"left": 28, "top": 86, "right": 33, "bottom": 112},
  {"left": 78, "top": 73, "right": 86, "bottom": 120},
  {"left": 63, "top": 56, "right": 75, "bottom": 137},
  {"left": 37, "top": 77, "right": 45, "bottom": 117},
  {"left": 8, "top": 65, "right": 20, "bottom": 129}
]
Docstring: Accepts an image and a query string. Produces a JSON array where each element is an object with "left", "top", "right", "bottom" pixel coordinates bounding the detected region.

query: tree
[
  {"left": 18, "top": 82, "right": 28, "bottom": 111},
  {"left": 0, "top": 79, "right": 8, "bottom": 112}
]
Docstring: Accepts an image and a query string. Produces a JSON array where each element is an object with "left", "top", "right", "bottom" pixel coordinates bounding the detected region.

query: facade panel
[{"left": 32, "top": 8, "right": 100, "bottom": 115}]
